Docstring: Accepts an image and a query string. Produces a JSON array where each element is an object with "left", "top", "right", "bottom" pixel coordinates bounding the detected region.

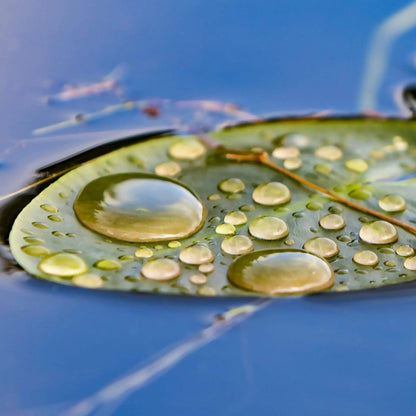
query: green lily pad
[{"left": 9, "top": 118, "right": 416, "bottom": 296}]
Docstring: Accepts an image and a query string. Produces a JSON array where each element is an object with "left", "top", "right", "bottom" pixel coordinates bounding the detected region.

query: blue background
[{"left": 1, "top": 1, "right": 416, "bottom": 415}]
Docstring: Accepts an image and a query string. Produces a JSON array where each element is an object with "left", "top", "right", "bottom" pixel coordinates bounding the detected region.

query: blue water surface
[{"left": 1, "top": 1, "right": 416, "bottom": 415}]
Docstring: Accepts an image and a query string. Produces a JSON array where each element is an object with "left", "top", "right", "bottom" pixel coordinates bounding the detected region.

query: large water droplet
[
  {"left": 249, "top": 216, "right": 289, "bottom": 240},
  {"left": 224, "top": 211, "right": 247, "bottom": 225},
  {"left": 345, "top": 159, "right": 368, "bottom": 173},
  {"left": 141, "top": 258, "right": 181, "bottom": 280},
  {"left": 221, "top": 235, "right": 254, "bottom": 255},
  {"left": 227, "top": 249, "right": 334, "bottom": 295},
  {"left": 252, "top": 182, "right": 291, "bottom": 206},
  {"left": 218, "top": 178, "right": 245, "bottom": 193},
  {"left": 359, "top": 221, "right": 398, "bottom": 244},
  {"left": 272, "top": 147, "right": 300, "bottom": 159},
  {"left": 378, "top": 194, "right": 406, "bottom": 212},
  {"left": 352, "top": 250, "right": 379, "bottom": 266},
  {"left": 74, "top": 173, "right": 206, "bottom": 243},
  {"left": 38, "top": 253, "right": 88, "bottom": 277},
  {"left": 319, "top": 214, "right": 345, "bottom": 230},
  {"left": 303, "top": 237, "right": 339, "bottom": 258},
  {"left": 179, "top": 244, "right": 214, "bottom": 265},
  {"left": 168, "top": 140, "right": 206, "bottom": 160}
]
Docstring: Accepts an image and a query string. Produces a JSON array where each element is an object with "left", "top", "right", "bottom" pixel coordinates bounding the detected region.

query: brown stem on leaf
[{"left": 226, "top": 150, "right": 416, "bottom": 235}]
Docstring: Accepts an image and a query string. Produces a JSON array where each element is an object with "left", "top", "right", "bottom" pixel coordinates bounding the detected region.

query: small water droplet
[
  {"left": 284, "top": 239, "right": 295, "bottom": 246},
  {"left": 227, "top": 249, "right": 334, "bottom": 295},
  {"left": 319, "top": 214, "right": 345, "bottom": 230},
  {"left": 349, "top": 188, "right": 372, "bottom": 200},
  {"left": 169, "top": 140, "right": 206, "bottom": 160},
  {"left": 199, "top": 263, "right": 215, "bottom": 273},
  {"left": 272, "top": 147, "right": 300, "bottom": 159},
  {"left": 141, "top": 258, "right": 181, "bottom": 280},
  {"left": 197, "top": 287, "right": 217, "bottom": 296},
  {"left": 314, "top": 164, "right": 332, "bottom": 175},
  {"left": 155, "top": 161, "right": 181, "bottom": 177},
  {"left": 249, "top": 216, "right": 289, "bottom": 240},
  {"left": 189, "top": 274, "right": 208, "bottom": 285},
  {"left": 337, "top": 235, "right": 351, "bottom": 243},
  {"left": 32, "top": 222, "right": 48, "bottom": 229},
  {"left": 23, "top": 237, "right": 44, "bottom": 244},
  {"left": 118, "top": 255, "right": 134, "bottom": 261},
  {"left": 359, "top": 221, "right": 398, "bottom": 244},
  {"left": 74, "top": 173, "right": 206, "bottom": 243},
  {"left": 384, "top": 260, "right": 396, "bottom": 267},
  {"left": 378, "top": 194, "right": 406, "bottom": 212},
  {"left": 134, "top": 247, "right": 154, "bottom": 258},
  {"left": 306, "top": 201, "right": 323, "bottom": 211},
  {"left": 21, "top": 245, "right": 50, "bottom": 257},
  {"left": 47, "top": 214, "right": 63, "bottom": 222},
  {"left": 353, "top": 250, "right": 379, "bottom": 266},
  {"left": 94, "top": 259, "right": 121, "bottom": 271},
  {"left": 168, "top": 241, "right": 181, "bottom": 249},
  {"left": 38, "top": 253, "right": 87, "bottom": 277},
  {"left": 303, "top": 237, "right": 339, "bottom": 258},
  {"left": 292, "top": 211, "right": 305, "bottom": 218},
  {"left": 224, "top": 211, "right": 247, "bottom": 225},
  {"left": 282, "top": 133, "right": 310, "bottom": 148},
  {"left": 59, "top": 192, "right": 68, "bottom": 199},
  {"left": 221, "top": 235, "right": 254, "bottom": 255},
  {"left": 215, "top": 224, "right": 236, "bottom": 235},
  {"left": 208, "top": 194, "right": 221, "bottom": 201},
  {"left": 328, "top": 205, "right": 343, "bottom": 214},
  {"left": 72, "top": 273, "right": 104, "bottom": 289},
  {"left": 252, "top": 182, "right": 291, "bottom": 206},
  {"left": 345, "top": 159, "right": 368, "bottom": 173},
  {"left": 52, "top": 231, "right": 65, "bottom": 237},
  {"left": 283, "top": 158, "right": 302, "bottom": 170},
  {"left": 396, "top": 245, "right": 414, "bottom": 257},
  {"left": 335, "top": 268, "right": 349, "bottom": 275},
  {"left": 218, "top": 178, "right": 245, "bottom": 193},
  {"left": 40, "top": 204, "right": 58, "bottom": 213},
  {"left": 315, "top": 145, "right": 343, "bottom": 161},
  {"left": 240, "top": 204, "right": 256, "bottom": 212},
  {"left": 404, "top": 256, "right": 416, "bottom": 271},
  {"left": 179, "top": 244, "right": 214, "bottom": 265}
]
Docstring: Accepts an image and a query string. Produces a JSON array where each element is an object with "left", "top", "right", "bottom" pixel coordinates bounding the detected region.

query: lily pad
[{"left": 9, "top": 118, "right": 416, "bottom": 296}]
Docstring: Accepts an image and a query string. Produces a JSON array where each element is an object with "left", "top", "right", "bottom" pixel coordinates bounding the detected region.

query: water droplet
[
  {"left": 119, "top": 255, "right": 134, "bottom": 261},
  {"left": 47, "top": 214, "right": 63, "bottom": 222},
  {"left": 169, "top": 140, "right": 206, "bottom": 160},
  {"left": 189, "top": 274, "right": 208, "bottom": 285},
  {"left": 59, "top": 192, "right": 68, "bottom": 199},
  {"left": 252, "top": 182, "right": 291, "bottom": 206},
  {"left": 284, "top": 239, "right": 295, "bottom": 246},
  {"left": 208, "top": 194, "right": 221, "bottom": 201},
  {"left": 240, "top": 204, "right": 255, "bottom": 212},
  {"left": 215, "top": 224, "right": 236, "bottom": 235},
  {"left": 359, "top": 221, "right": 398, "bottom": 244},
  {"left": 51, "top": 231, "right": 65, "bottom": 237},
  {"left": 404, "top": 256, "right": 416, "bottom": 271},
  {"left": 94, "top": 259, "right": 121, "bottom": 270},
  {"left": 384, "top": 260, "right": 396, "bottom": 267},
  {"left": 199, "top": 263, "right": 215, "bottom": 273},
  {"left": 393, "top": 135, "right": 408, "bottom": 151},
  {"left": 224, "top": 211, "right": 247, "bottom": 225},
  {"left": 353, "top": 250, "right": 379, "bottom": 266},
  {"left": 38, "top": 253, "right": 87, "bottom": 277},
  {"left": 337, "top": 235, "right": 351, "bottom": 243},
  {"left": 345, "top": 159, "right": 368, "bottom": 173},
  {"left": 378, "top": 247, "right": 395, "bottom": 254},
  {"left": 218, "top": 178, "right": 245, "bottom": 193},
  {"left": 74, "top": 173, "right": 206, "bottom": 243},
  {"left": 40, "top": 204, "right": 58, "bottom": 213},
  {"left": 349, "top": 188, "right": 372, "bottom": 200},
  {"left": 155, "top": 161, "right": 181, "bottom": 177},
  {"left": 315, "top": 145, "right": 343, "bottom": 161},
  {"left": 221, "top": 235, "right": 254, "bottom": 255},
  {"left": 303, "top": 237, "right": 339, "bottom": 258},
  {"left": 227, "top": 249, "right": 334, "bottom": 295},
  {"left": 292, "top": 211, "right": 304, "bottom": 218},
  {"left": 134, "top": 247, "right": 154, "bottom": 258},
  {"left": 141, "top": 258, "right": 181, "bottom": 280},
  {"left": 249, "top": 216, "right": 289, "bottom": 240},
  {"left": 23, "top": 237, "right": 44, "bottom": 244},
  {"left": 168, "top": 241, "right": 181, "bottom": 249},
  {"left": 179, "top": 244, "right": 214, "bottom": 265},
  {"left": 197, "top": 287, "right": 217, "bottom": 296},
  {"left": 328, "top": 205, "right": 343, "bottom": 214},
  {"left": 283, "top": 158, "right": 302, "bottom": 170},
  {"left": 396, "top": 245, "right": 414, "bottom": 257},
  {"left": 227, "top": 193, "right": 242, "bottom": 200},
  {"left": 32, "top": 222, "right": 48, "bottom": 229},
  {"left": 21, "top": 245, "right": 50, "bottom": 257},
  {"left": 72, "top": 274, "right": 104, "bottom": 289},
  {"left": 314, "top": 164, "right": 332, "bottom": 175},
  {"left": 282, "top": 133, "right": 310, "bottom": 148},
  {"left": 66, "top": 233, "right": 76, "bottom": 238},
  {"left": 319, "top": 214, "right": 345, "bottom": 230},
  {"left": 272, "top": 147, "right": 300, "bottom": 159},
  {"left": 306, "top": 201, "right": 323, "bottom": 211},
  {"left": 378, "top": 194, "right": 406, "bottom": 212}
]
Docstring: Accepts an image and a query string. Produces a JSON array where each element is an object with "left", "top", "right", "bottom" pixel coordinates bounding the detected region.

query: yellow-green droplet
[
  {"left": 215, "top": 224, "right": 236, "bottom": 235},
  {"left": 218, "top": 178, "right": 245, "bottom": 193},
  {"left": 23, "top": 237, "right": 44, "bottom": 244},
  {"left": 179, "top": 244, "right": 214, "bottom": 265},
  {"left": 135, "top": 247, "right": 154, "bottom": 258},
  {"left": 404, "top": 256, "right": 416, "bottom": 271},
  {"left": 345, "top": 159, "right": 368, "bottom": 173},
  {"left": 199, "top": 263, "right": 215, "bottom": 273},
  {"left": 306, "top": 201, "right": 323, "bottom": 211},
  {"left": 221, "top": 235, "right": 254, "bottom": 255},
  {"left": 283, "top": 158, "right": 302, "bottom": 170},
  {"left": 168, "top": 140, "right": 206, "bottom": 160},
  {"left": 21, "top": 245, "right": 50, "bottom": 257},
  {"left": 252, "top": 182, "right": 291, "bottom": 206},
  {"left": 314, "top": 164, "right": 332, "bottom": 175},
  {"left": 208, "top": 194, "right": 221, "bottom": 201},
  {"left": 197, "top": 287, "right": 217, "bottom": 296},
  {"left": 40, "top": 204, "right": 58, "bottom": 213},
  {"left": 272, "top": 147, "right": 300, "bottom": 159},
  {"left": 74, "top": 173, "right": 206, "bottom": 243},
  {"left": 378, "top": 194, "right": 406, "bottom": 212},
  {"left": 319, "top": 214, "right": 345, "bottom": 230},
  {"left": 349, "top": 188, "right": 372, "bottom": 200},
  {"left": 38, "top": 253, "right": 87, "bottom": 277},
  {"left": 249, "top": 216, "right": 289, "bottom": 240},
  {"left": 353, "top": 250, "right": 379, "bottom": 266},
  {"left": 94, "top": 259, "right": 121, "bottom": 271},
  {"left": 141, "top": 258, "right": 181, "bottom": 280},
  {"left": 303, "top": 237, "right": 339, "bottom": 258},
  {"left": 72, "top": 274, "right": 104, "bottom": 289},
  {"left": 224, "top": 211, "right": 247, "bottom": 225},
  {"left": 227, "top": 249, "right": 334, "bottom": 295},
  {"left": 359, "top": 221, "right": 398, "bottom": 245},
  {"left": 47, "top": 214, "right": 63, "bottom": 222},
  {"left": 168, "top": 241, "right": 181, "bottom": 249},
  {"left": 315, "top": 145, "right": 343, "bottom": 161},
  {"left": 396, "top": 245, "right": 414, "bottom": 257},
  {"left": 155, "top": 161, "right": 181, "bottom": 177},
  {"left": 32, "top": 222, "right": 48, "bottom": 229},
  {"left": 189, "top": 274, "right": 208, "bottom": 285}
]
